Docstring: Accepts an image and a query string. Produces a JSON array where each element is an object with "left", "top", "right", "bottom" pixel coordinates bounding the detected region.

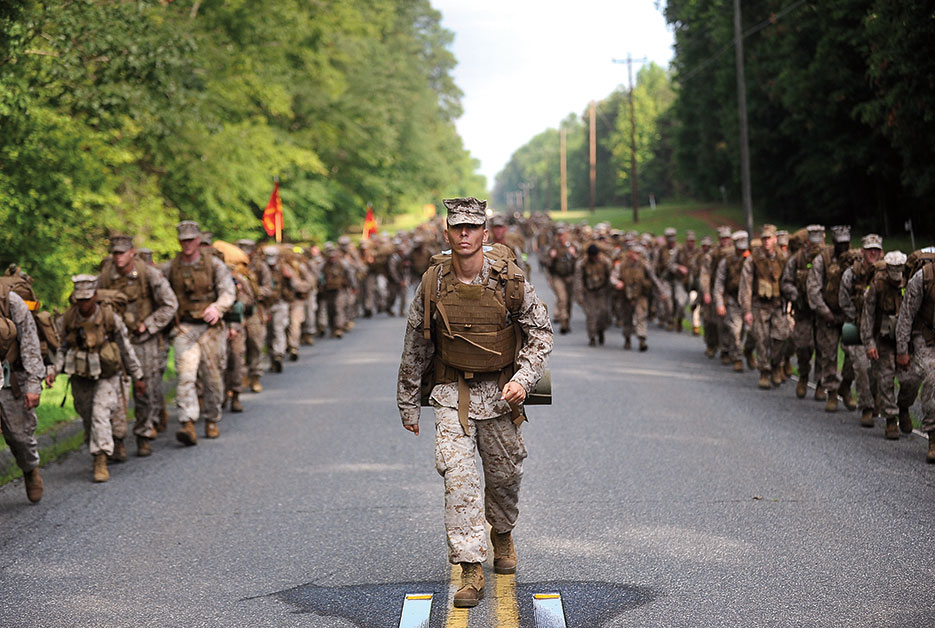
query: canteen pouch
[
  {"left": 841, "top": 322, "right": 860, "bottom": 346},
  {"left": 880, "top": 314, "right": 897, "bottom": 340},
  {"left": 757, "top": 278, "right": 775, "bottom": 299}
]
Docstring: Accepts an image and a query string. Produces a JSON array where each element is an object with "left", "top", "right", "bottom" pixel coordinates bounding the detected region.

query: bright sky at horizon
[{"left": 433, "top": 0, "right": 675, "bottom": 191}]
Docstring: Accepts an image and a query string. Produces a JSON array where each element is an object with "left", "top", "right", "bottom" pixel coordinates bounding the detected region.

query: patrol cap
[
  {"left": 337, "top": 235, "right": 352, "bottom": 247},
  {"left": 831, "top": 225, "right": 851, "bottom": 243},
  {"left": 777, "top": 230, "right": 789, "bottom": 246},
  {"left": 806, "top": 224, "right": 825, "bottom": 243},
  {"left": 717, "top": 226, "right": 733, "bottom": 239},
  {"left": 884, "top": 251, "right": 907, "bottom": 267},
  {"left": 861, "top": 233, "right": 883, "bottom": 250},
  {"left": 700, "top": 235, "right": 714, "bottom": 247},
  {"left": 731, "top": 230, "right": 749, "bottom": 250},
  {"left": 109, "top": 234, "right": 133, "bottom": 253},
  {"left": 235, "top": 238, "right": 256, "bottom": 254},
  {"left": 664, "top": 227, "right": 677, "bottom": 239},
  {"left": 200, "top": 231, "right": 213, "bottom": 245},
  {"left": 263, "top": 245, "right": 279, "bottom": 259},
  {"left": 71, "top": 274, "right": 98, "bottom": 300},
  {"left": 443, "top": 197, "right": 487, "bottom": 226},
  {"left": 136, "top": 248, "right": 153, "bottom": 264},
  {"left": 490, "top": 214, "right": 507, "bottom": 227},
  {"left": 176, "top": 220, "right": 201, "bottom": 240},
  {"left": 685, "top": 230, "right": 697, "bottom": 241},
  {"left": 760, "top": 224, "right": 778, "bottom": 238}
]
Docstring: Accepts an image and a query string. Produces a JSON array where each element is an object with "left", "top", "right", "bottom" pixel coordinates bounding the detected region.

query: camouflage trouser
[
  {"left": 621, "top": 296, "right": 649, "bottom": 340},
  {"left": 717, "top": 307, "right": 731, "bottom": 356},
  {"left": 667, "top": 280, "right": 688, "bottom": 326},
  {"left": 0, "top": 373, "right": 39, "bottom": 472},
  {"left": 582, "top": 288, "right": 610, "bottom": 339},
  {"left": 72, "top": 374, "right": 126, "bottom": 456},
  {"left": 845, "top": 344, "right": 875, "bottom": 411},
  {"left": 344, "top": 286, "right": 357, "bottom": 322},
  {"left": 302, "top": 289, "right": 319, "bottom": 334},
  {"left": 905, "top": 335, "right": 935, "bottom": 432},
  {"left": 433, "top": 405, "right": 527, "bottom": 564},
  {"left": 793, "top": 311, "right": 817, "bottom": 380},
  {"left": 131, "top": 336, "right": 164, "bottom": 439},
  {"left": 267, "top": 300, "right": 289, "bottom": 359},
  {"left": 320, "top": 290, "right": 347, "bottom": 334},
  {"left": 360, "top": 274, "right": 376, "bottom": 314},
  {"left": 387, "top": 281, "right": 407, "bottom": 317},
  {"left": 723, "top": 297, "right": 745, "bottom": 361},
  {"left": 245, "top": 310, "right": 267, "bottom": 378},
  {"left": 702, "top": 302, "right": 719, "bottom": 350},
  {"left": 752, "top": 301, "right": 790, "bottom": 372},
  {"left": 551, "top": 275, "right": 574, "bottom": 326},
  {"left": 288, "top": 298, "right": 306, "bottom": 352},
  {"left": 174, "top": 322, "right": 226, "bottom": 424},
  {"left": 874, "top": 341, "right": 919, "bottom": 419},
  {"left": 225, "top": 322, "right": 245, "bottom": 393},
  {"left": 815, "top": 319, "right": 842, "bottom": 390}
]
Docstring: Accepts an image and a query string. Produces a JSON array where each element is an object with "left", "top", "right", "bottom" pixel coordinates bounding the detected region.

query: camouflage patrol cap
[
  {"left": 717, "top": 226, "right": 733, "bottom": 239},
  {"left": 337, "top": 235, "right": 352, "bottom": 247},
  {"left": 235, "top": 238, "right": 256, "bottom": 254},
  {"left": 777, "top": 230, "right": 789, "bottom": 246},
  {"left": 831, "top": 225, "right": 851, "bottom": 243},
  {"left": 861, "top": 233, "right": 883, "bottom": 250},
  {"left": 731, "top": 230, "right": 749, "bottom": 249},
  {"left": 443, "top": 197, "right": 487, "bottom": 226},
  {"left": 71, "top": 274, "right": 98, "bottom": 300},
  {"left": 200, "top": 231, "right": 213, "bottom": 245},
  {"left": 700, "top": 235, "right": 714, "bottom": 246},
  {"left": 760, "top": 224, "right": 778, "bottom": 238},
  {"left": 664, "top": 227, "right": 677, "bottom": 239},
  {"left": 136, "top": 248, "right": 153, "bottom": 264},
  {"left": 176, "top": 220, "right": 201, "bottom": 240},
  {"left": 685, "top": 230, "right": 697, "bottom": 241},
  {"left": 806, "top": 224, "right": 825, "bottom": 243},
  {"left": 263, "top": 245, "right": 279, "bottom": 260},
  {"left": 884, "top": 251, "right": 907, "bottom": 267},
  {"left": 490, "top": 214, "right": 507, "bottom": 227},
  {"left": 109, "top": 234, "right": 133, "bottom": 253}
]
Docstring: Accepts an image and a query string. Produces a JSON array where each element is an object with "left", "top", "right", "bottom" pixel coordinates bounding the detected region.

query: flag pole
[{"left": 274, "top": 176, "right": 282, "bottom": 243}]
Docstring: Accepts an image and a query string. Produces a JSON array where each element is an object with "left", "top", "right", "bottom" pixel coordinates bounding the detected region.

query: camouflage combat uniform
[
  {"left": 895, "top": 263, "right": 935, "bottom": 433},
  {"left": 839, "top": 254, "right": 880, "bottom": 414},
  {"left": 739, "top": 238, "right": 790, "bottom": 382},
  {"left": 574, "top": 251, "right": 612, "bottom": 345}
]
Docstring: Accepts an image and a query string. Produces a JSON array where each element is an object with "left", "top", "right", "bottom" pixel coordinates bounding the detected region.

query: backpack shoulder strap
[{"left": 421, "top": 261, "right": 447, "bottom": 340}]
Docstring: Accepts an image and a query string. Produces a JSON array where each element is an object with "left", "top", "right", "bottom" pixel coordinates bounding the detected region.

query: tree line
[
  {"left": 0, "top": 0, "right": 485, "bottom": 306},
  {"left": 493, "top": 1, "right": 933, "bottom": 243}
]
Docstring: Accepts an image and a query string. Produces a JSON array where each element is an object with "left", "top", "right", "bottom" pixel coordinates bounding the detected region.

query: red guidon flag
[
  {"left": 262, "top": 181, "right": 283, "bottom": 239},
  {"left": 362, "top": 205, "right": 378, "bottom": 240}
]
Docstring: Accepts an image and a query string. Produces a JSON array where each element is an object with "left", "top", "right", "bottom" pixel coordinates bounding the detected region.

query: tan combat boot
[
  {"left": 825, "top": 393, "right": 838, "bottom": 413},
  {"left": 205, "top": 420, "right": 220, "bottom": 439},
  {"left": 928, "top": 432, "right": 935, "bottom": 464},
  {"left": 860, "top": 409, "right": 875, "bottom": 428},
  {"left": 250, "top": 376, "right": 263, "bottom": 393},
  {"left": 899, "top": 407, "right": 914, "bottom": 434},
  {"left": 230, "top": 391, "right": 243, "bottom": 413},
  {"left": 770, "top": 366, "right": 783, "bottom": 387},
  {"left": 93, "top": 453, "right": 109, "bottom": 483},
  {"left": 638, "top": 338, "right": 648, "bottom": 352},
  {"left": 137, "top": 436, "right": 152, "bottom": 457},
  {"left": 784, "top": 360, "right": 794, "bottom": 378},
  {"left": 24, "top": 467, "right": 43, "bottom": 503},
  {"left": 301, "top": 333, "right": 316, "bottom": 346},
  {"left": 720, "top": 352, "right": 731, "bottom": 365},
  {"left": 745, "top": 350, "right": 756, "bottom": 371},
  {"left": 109, "top": 438, "right": 127, "bottom": 463},
  {"left": 838, "top": 380, "right": 857, "bottom": 411},
  {"left": 176, "top": 421, "right": 198, "bottom": 446},
  {"left": 333, "top": 329, "right": 344, "bottom": 339},
  {"left": 758, "top": 372, "right": 771, "bottom": 390},
  {"left": 884, "top": 418, "right": 899, "bottom": 440},
  {"left": 623, "top": 337, "right": 632, "bottom": 350},
  {"left": 814, "top": 386, "right": 827, "bottom": 402},
  {"left": 289, "top": 348, "right": 299, "bottom": 362},
  {"left": 704, "top": 346, "right": 715, "bottom": 359},
  {"left": 491, "top": 530, "right": 517, "bottom": 574},
  {"left": 453, "top": 563, "right": 484, "bottom": 608},
  {"left": 733, "top": 360, "right": 744, "bottom": 373}
]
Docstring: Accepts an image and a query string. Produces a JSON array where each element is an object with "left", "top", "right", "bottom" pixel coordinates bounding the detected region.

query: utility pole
[
  {"left": 560, "top": 127, "right": 568, "bottom": 214},
  {"left": 733, "top": 0, "right": 754, "bottom": 238},
  {"left": 613, "top": 55, "right": 648, "bottom": 224},
  {"left": 589, "top": 101, "right": 596, "bottom": 212}
]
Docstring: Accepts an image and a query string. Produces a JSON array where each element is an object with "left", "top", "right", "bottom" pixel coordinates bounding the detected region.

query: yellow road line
[
  {"left": 444, "top": 564, "right": 469, "bottom": 628},
  {"left": 495, "top": 572, "right": 519, "bottom": 628}
]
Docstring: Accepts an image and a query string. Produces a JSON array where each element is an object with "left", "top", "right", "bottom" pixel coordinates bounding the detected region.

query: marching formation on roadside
[{"left": 3, "top": 209, "right": 934, "bottom": 504}]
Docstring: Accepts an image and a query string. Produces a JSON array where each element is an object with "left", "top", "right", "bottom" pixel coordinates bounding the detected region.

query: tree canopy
[{"left": 0, "top": 0, "right": 484, "bottom": 305}]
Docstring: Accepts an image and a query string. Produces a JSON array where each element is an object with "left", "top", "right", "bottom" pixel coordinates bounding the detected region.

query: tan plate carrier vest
[
  {"left": 913, "top": 263, "right": 935, "bottom": 346},
  {"left": 421, "top": 246, "right": 525, "bottom": 435},
  {"left": 752, "top": 248, "right": 783, "bottom": 301},
  {"left": 169, "top": 253, "right": 216, "bottom": 323},
  {"left": 870, "top": 270, "right": 904, "bottom": 341},
  {"left": 100, "top": 258, "right": 153, "bottom": 332},
  {"left": 62, "top": 304, "right": 123, "bottom": 380}
]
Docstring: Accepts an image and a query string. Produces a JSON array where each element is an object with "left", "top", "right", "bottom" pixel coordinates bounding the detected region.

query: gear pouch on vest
[
  {"left": 99, "top": 341, "right": 122, "bottom": 378},
  {"left": 757, "top": 278, "right": 776, "bottom": 299}
]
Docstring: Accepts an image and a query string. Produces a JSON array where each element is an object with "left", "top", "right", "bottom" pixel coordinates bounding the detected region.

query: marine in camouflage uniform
[
  {"left": 861, "top": 251, "right": 914, "bottom": 439},
  {"left": 739, "top": 225, "right": 791, "bottom": 389},
  {"left": 0, "top": 278, "right": 47, "bottom": 501},
  {"left": 781, "top": 225, "right": 826, "bottom": 399},
  {"left": 386, "top": 239, "right": 410, "bottom": 318},
  {"left": 611, "top": 244, "right": 666, "bottom": 351},
  {"left": 319, "top": 243, "right": 353, "bottom": 338},
  {"left": 545, "top": 229, "right": 577, "bottom": 334},
  {"left": 262, "top": 246, "right": 290, "bottom": 371},
  {"left": 574, "top": 244, "right": 612, "bottom": 346},
  {"left": 655, "top": 228, "right": 680, "bottom": 330},
  {"left": 164, "top": 221, "right": 235, "bottom": 444},
  {"left": 397, "top": 198, "right": 552, "bottom": 609},
  {"left": 285, "top": 250, "right": 314, "bottom": 360},
  {"left": 669, "top": 230, "right": 698, "bottom": 333},
  {"left": 807, "top": 225, "right": 855, "bottom": 412},
  {"left": 714, "top": 231, "right": 750, "bottom": 372},
  {"left": 838, "top": 234, "right": 884, "bottom": 424},
  {"left": 895, "top": 256, "right": 935, "bottom": 462},
  {"left": 51, "top": 275, "right": 145, "bottom": 482},
  {"left": 301, "top": 245, "right": 322, "bottom": 341},
  {"left": 237, "top": 239, "right": 271, "bottom": 392},
  {"left": 98, "top": 234, "right": 178, "bottom": 457}
]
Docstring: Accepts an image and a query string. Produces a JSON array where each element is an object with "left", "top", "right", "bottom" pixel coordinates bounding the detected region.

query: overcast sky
[{"left": 433, "top": 0, "right": 675, "bottom": 189}]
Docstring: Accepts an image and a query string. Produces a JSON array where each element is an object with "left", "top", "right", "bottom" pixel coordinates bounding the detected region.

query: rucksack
[{"left": 0, "top": 268, "right": 61, "bottom": 365}]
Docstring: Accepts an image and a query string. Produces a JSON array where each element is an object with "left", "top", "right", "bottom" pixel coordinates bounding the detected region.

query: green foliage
[{"left": 0, "top": 0, "right": 484, "bottom": 307}]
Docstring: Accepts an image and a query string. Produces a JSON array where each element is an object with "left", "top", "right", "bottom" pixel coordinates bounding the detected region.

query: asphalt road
[{"left": 2, "top": 264, "right": 935, "bottom": 627}]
